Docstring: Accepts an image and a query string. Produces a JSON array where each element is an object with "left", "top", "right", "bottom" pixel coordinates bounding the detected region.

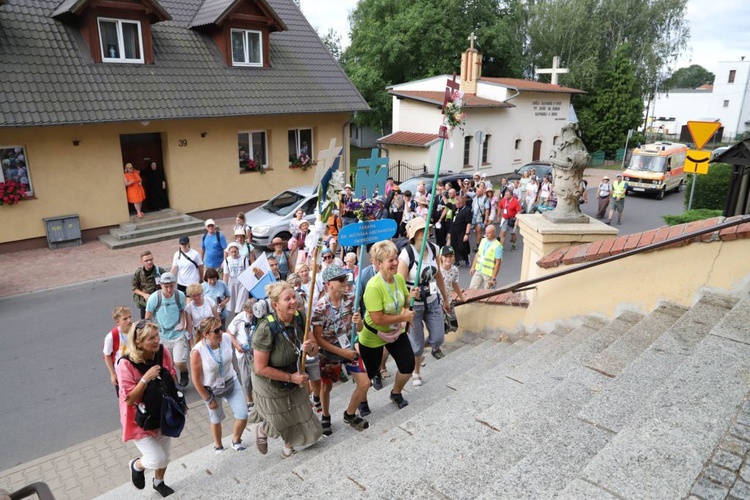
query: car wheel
[
  {"left": 674, "top": 180, "right": 682, "bottom": 193},
  {"left": 657, "top": 187, "right": 665, "bottom": 200}
]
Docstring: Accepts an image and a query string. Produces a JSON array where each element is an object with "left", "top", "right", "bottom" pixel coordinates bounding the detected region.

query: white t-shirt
[
  {"left": 398, "top": 244, "right": 439, "bottom": 304},
  {"left": 227, "top": 311, "right": 253, "bottom": 359},
  {"left": 185, "top": 297, "right": 216, "bottom": 333},
  {"left": 172, "top": 248, "right": 203, "bottom": 286},
  {"left": 103, "top": 327, "right": 127, "bottom": 363},
  {"left": 525, "top": 183, "right": 539, "bottom": 206}
]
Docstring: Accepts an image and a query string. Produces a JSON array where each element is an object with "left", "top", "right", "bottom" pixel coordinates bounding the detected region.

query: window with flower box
[
  {"left": 1, "top": 145, "right": 33, "bottom": 201},
  {"left": 238, "top": 131, "right": 268, "bottom": 172},
  {"left": 288, "top": 128, "right": 313, "bottom": 166}
]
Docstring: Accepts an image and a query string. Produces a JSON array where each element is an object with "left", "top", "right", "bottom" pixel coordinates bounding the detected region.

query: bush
[
  {"left": 662, "top": 209, "right": 723, "bottom": 226},
  {"left": 684, "top": 163, "right": 732, "bottom": 210}
]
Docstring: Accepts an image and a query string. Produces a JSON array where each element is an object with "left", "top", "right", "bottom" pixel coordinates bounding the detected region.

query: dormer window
[
  {"left": 99, "top": 18, "right": 144, "bottom": 64},
  {"left": 231, "top": 29, "right": 262, "bottom": 67}
]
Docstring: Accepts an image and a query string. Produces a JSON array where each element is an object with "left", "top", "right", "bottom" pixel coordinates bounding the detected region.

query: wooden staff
[{"left": 299, "top": 243, "right": 321, "bottom": 373}]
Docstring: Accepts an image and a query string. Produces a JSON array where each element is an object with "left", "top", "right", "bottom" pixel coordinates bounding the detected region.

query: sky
[{"left": 299, "top": 0, "right": 750, "bottom": 75}]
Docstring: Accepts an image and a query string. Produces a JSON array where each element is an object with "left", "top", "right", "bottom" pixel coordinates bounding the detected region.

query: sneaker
[
  {"left": 281, "top": 447, "right": 297, "bottom": 459},
  {"left": 413, "top": 374, "right": 422, "bottom": 387},
  {"left": 358, "top": 401, "right": 372, "bottom": 417},
  {"left": 344, "top": 411, "right": 370, "bottom": 431},
  {"left": 153, "top": 480, "right": 174, "bottom": 498},
  {"left": 231, "top": 440, "right": 247, "bottom": 452},
  {"left": 617, "top": 219, "right": 622, "bottom": 225},
  {"left": 129, "top": 458, "right": 145, "bottom": 490},
  {"left": 371, "top": 373, "right": 383, "bottom": 391},
  {"left": 511, "top": 243, "right": 517, "bottom": 251},
  {"left": 178, "top": 371, "right": 189, "bottom": 388},
  {"left": 214, "top": 446, "right": 225, "bottom": 455},
  {"left": 247, "top": 401, "right": 255, "bottom": 412},
  {"left": 321, "top": 415, "right": 332, "bottom": 437},
  {"left": 431, "top": 348, "right": 445, "bottom": 360},
  {"left": 390, "top": 391, "right": 409, "bottom": 409}
]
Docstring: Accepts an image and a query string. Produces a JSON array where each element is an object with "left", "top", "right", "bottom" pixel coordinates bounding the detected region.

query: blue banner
[{"left": 338, "top": 219, "right": 397, "bottom": 247}]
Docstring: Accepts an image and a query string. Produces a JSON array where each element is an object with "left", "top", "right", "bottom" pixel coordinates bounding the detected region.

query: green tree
[
  {"left": 662, "top": 64, "right": 715, "bottom": 89},
  {"left": 578, "top": 44, "right": 642, "bottom": 155},
  {"left": 343, "top": 0, "right": 526, "bottom": 132},
  {"left": 319, "top": 28, "right": 343, "bottom": 62}
]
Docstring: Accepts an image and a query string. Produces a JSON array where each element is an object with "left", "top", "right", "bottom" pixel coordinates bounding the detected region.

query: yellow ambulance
[{"left": 622, "top": 142, "right": 688, "bottom": 200}]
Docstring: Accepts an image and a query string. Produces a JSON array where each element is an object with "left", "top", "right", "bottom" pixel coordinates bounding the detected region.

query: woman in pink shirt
[{"left": 116, "top": 320, "right": 178, "bottom": 497}]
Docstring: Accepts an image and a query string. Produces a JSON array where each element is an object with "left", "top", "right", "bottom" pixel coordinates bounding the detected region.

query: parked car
[
  {"left": 505, "top": 161, "right": 553, "bottom": 181},
  {"left": 245, "top": 185, "right": 318, "bottom": 248},
  {"left": 711, "top": 146, "right": 730, "bottom": 162},
  {"left": 397, "top": 171, "right": 473, "bottom": 195}
]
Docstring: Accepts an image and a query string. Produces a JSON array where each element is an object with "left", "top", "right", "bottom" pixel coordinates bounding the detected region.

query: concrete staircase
[
  {"left": 98, "top": 210, "right": 205, "bottom": 250},
  {"left": 99, "top": 291, "right": 750, "bottom": 499}
]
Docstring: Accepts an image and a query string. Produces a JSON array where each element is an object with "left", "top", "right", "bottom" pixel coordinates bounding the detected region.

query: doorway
[
  {"left": 120, "top": 133, "right": 169, "bottom": 212},
  {"left": 532, "top": 140, "right": 543, "bottom": 161}
]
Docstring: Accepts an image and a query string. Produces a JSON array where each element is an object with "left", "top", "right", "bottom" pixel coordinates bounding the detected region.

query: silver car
[{"left": 245, "top": 185, "right": 318, "bottom": 248}]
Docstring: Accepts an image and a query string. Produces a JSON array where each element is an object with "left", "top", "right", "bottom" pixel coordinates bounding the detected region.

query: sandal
[
  {"left": 281, "top": 447, "right": 297, "bottom": 459},
  {"left": 255, "top": 425, "right": 268, "bottom": 455},
  {"left": 321, "top": 415, "right": 332, "bottom": 436},
  {"left": 431, "top": 348, "right": 445, "bottom": 360},
  {"left": 413, "top": 374, "right": 422, "bottom": 387},
  {"left": 344, "top": 411, "right": 369, "bottom": 431},
  {"left": 380, "top": 368, "right": 391, "bottom": 379},
  {"left": 312, "top": 395, "right": 322, "bottom": 413}
]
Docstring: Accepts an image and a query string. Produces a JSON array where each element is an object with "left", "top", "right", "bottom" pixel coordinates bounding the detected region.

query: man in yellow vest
[
  {"left": 607, "top": 173, "right": 627, "bottom": 225},
  {"left": 469, "top": 224, "right": 503, "bottom": 289}
]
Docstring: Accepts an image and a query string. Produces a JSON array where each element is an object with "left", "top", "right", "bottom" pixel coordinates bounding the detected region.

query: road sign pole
[{"left": 688, "top": 173, "right": 697, "bottom": 211}]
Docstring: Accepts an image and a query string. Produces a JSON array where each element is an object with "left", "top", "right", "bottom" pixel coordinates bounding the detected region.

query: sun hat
[
  {"left": 406, "top": 217, "right": 427, "bottom": 239},
  {"left": 322, "top": 264, "right": 351, "bottom": 283}
]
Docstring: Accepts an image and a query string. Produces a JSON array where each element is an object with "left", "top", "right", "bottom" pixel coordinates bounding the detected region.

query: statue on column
[{"left": 544, "top": 123, "right": 590, "bottom": 224}]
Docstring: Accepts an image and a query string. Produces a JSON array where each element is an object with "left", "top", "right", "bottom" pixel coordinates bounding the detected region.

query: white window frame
[
  {"left": 0, "top": 145, "right": 34, "bottom": 197},
  {"left": 463, "top": 135, "right": 473, "bottom": 168},
  {"left": 231, "top": 29, "right": 263, "bottom": 67},
  {"left": 238, "top": 130, "right": 269, "bottom": 170},
  {"left": 98, "top": 18, "right": 145, "bottom": 64},
  {"left": 482, "top": 134, "right": 491, "bottom": 164},
  {"left": 288, "top": 128, "right": 314, "bottom": 162}
]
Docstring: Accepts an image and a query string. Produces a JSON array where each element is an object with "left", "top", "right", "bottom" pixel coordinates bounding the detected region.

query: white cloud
[{"left": 299, "top": 0, "right": 359, "bottom": 47}]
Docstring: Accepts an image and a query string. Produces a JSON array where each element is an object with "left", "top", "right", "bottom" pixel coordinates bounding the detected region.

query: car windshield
[
  {"left": 628, "top": 155, "right": 666, "bottom": 172},
  {"left": 261, "top": 191, "right": 306, "bottom": 216}
]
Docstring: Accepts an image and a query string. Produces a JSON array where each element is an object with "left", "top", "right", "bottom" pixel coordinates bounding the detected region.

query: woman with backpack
[
  {"left": 190, "top": 317, "right": 249, "bottom": 454},
  {"left": 250, "top": 281, "right": 322, "bottom": 458},
  {"left": 117, "top": 320, "right": 179, "bottom": 497}
]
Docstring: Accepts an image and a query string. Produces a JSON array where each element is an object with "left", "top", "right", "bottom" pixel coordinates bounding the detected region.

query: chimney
[{"left": 460, "top": 33, "right": 482, "bottom": 95}]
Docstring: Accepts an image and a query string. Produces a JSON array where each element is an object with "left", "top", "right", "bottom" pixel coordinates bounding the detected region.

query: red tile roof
[
  {"left": 480, "top": 77, "right": 585, "bottom": 94},
  {"left": 388, "top": 90, "right": 514, "bottom": 108},
  {"left": 377, "top": 131, "right": 441, "bottom": 147},
  {"left": 536, "top": 216, "right": 749, "bottom": 269}
]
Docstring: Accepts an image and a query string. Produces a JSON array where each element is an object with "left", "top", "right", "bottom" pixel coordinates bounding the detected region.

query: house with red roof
[{"left": 378, "top": 43, "right": 584, "bottom": 178}]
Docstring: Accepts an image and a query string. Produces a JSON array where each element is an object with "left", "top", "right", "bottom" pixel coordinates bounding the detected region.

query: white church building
[
  {"left": 648, "top": 59, "right": 750, "bottom": 142},
  {"left": 377, "top": 43, "right": 585, "bottom": 177}
]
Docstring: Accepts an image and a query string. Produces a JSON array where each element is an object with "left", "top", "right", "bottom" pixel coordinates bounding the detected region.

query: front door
[
  {"left": 532, "top": 140, "right": 543, "bottom": 161},
  {"left": 120, "top": 133, "right": 169, "bottom": 212}
]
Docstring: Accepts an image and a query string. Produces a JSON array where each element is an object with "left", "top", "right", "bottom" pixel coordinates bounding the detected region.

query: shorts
[
  {"left": 204, "top": 376, "right": 248, "bottom": 424},
  {"left": 499, "top": 218, "right": 516, "bottom": 232},
  {"left": 133, "top": 433, "right": 172, "bottom": 470},
  {"left": 407, "top": 298, "right": 445, "bottom": 356},
  {"left": 359, "top": 333, "right": 415, "bottom": 380},
  {"left": 161, "top": 335, "right": 189, "bottom": 364},
  {"left": 608, "top": 198, "right": 625, "bottom": 213}
]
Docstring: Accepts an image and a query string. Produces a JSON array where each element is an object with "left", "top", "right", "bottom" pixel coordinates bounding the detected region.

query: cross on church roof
[
  {"left": 535, "top": 56, "right": 569, "bottom": 85},
  {"left": 468, "top": 32, "right": 476, "bottom": 50}
]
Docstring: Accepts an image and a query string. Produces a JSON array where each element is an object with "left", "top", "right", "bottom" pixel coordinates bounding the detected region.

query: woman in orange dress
[{"left": 124, "top": 163, "right": 146, "bottom": 218}]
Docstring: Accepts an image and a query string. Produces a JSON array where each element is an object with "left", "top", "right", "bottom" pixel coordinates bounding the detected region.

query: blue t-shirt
[
  {"left": 145, "top": 290, "right": 187, "bottom": 340},
  {"left": 201, "top": 231, "right": 227, "bottom": 269},
  {"left": 202, "top": 281, "right": 230, "bottom": 316}
]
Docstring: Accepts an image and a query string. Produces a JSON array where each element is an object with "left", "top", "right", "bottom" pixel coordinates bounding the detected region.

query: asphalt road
[{"left": 0, "top": 186, "right": 684, "bottom": 471}]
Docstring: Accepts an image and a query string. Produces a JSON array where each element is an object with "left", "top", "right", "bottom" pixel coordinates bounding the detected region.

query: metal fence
[{"left": 388, "top": 161, "right": 427, "bottom": 183}]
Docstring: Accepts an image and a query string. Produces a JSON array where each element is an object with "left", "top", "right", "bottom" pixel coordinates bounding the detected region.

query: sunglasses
[
  {"left": 136, "top": 319, "right": 148, "bottom": 330},
  {"left": 212, "top": 327, "right": 222, "bottom": 334},
  {"left": 323, "top": 255, "right": 333, "bottom": 260}
]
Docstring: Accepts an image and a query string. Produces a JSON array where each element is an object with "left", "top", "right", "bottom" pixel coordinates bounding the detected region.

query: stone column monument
[{"left": 544, "top": 123, "right": 590, "bottom": 224}]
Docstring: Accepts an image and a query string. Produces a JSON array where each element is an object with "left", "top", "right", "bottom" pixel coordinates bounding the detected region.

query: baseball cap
[
  {"left": 159, "top": 272, "right": 176, "bottom": 284},
  {"left": 234, "top": 228, "right": 245, "bottom": 236},
  {"left": 322, "top": 264, "right": 352, "bottom": 283},
  {"left": 179, "top": 236, "right": 190, "bottom": 245},
  {"left": 440, "top": 246, "right": 455, "bottom": 256},
  {"left": 205, "top": 218, "right": 216, "bottom": 227},
  {"left": 616, "top": 173, "right": 623, "bottom": 178},
  {"left": 406, "top": 217, "right": 427, "bottom": 239},
  {"left": 227, "top": 242, "right": 240, "bottom": 251}
]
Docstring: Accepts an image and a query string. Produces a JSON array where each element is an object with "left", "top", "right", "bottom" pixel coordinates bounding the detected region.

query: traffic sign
[
  {"left": 685, "top": 149, "right": 711, "bottom": 175},
  {"left": 686, "top": 121, "right": 721, "bottom": 150}
]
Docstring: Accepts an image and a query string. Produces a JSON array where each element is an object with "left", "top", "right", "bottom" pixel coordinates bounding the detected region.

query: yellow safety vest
[
  {"left": 474, "top": 238, "right": 502, "bottom": 276},
  {"left": 612, "top": 180, "right": 626, "bottom": 199}
]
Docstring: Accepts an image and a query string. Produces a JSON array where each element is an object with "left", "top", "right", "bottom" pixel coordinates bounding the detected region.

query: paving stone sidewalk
[{"left": 0, "top": 399, "right": 243, "bottom": 499}]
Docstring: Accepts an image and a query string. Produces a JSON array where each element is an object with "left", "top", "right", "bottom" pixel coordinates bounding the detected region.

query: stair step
[
  {"left": 578, "top": 292, "right": 739, "bottom": 433},
  {"left": 585, "top": 301, "right": 687, "bottom": 378},
  {"left": 570, "top": 296, "right": 750, "bottom": 498},
  {"left": 110, "top": 219, "right": 204, "bottom": 240},
  {"left": 117, "top": 214, "right": 198, "bottom": 231},
  {"left": 98, "top": 225, "right": 205, "bottom": 249}
]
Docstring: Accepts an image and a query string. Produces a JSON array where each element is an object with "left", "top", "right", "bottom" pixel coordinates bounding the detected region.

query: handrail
[
  {"left": 9, "top": 482, "right": 55, "bottom": 500},
  {"left": 456, "top": 214, "right": 750, "bottom": 306}
]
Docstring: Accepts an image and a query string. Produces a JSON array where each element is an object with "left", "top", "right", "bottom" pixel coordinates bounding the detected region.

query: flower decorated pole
[
  {"left": 410, "top": 74, "right": 465, "bottom": 309},
  {"left": 299, "top": 139, "right": 344, "bottom": 372}
]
